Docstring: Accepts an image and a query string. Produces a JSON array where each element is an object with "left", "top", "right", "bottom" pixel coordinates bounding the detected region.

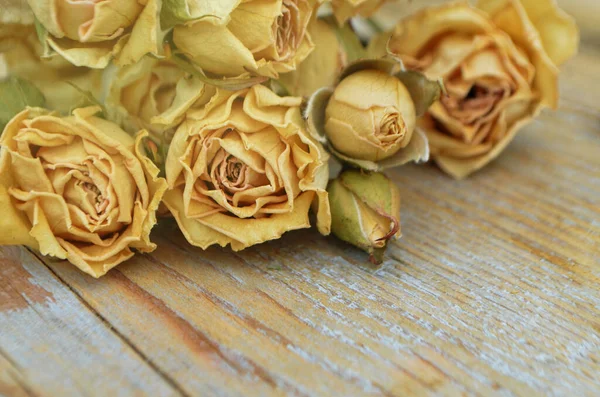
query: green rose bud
[{"left": 328, "top": 170, "right": 401, "bottom": 264}]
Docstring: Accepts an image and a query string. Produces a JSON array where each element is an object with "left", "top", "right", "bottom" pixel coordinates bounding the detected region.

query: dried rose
[
  {"left": 172, "top": 0, "right": 318, "bottom": 79},
  {"left": 328, "top": 170, "right": 400, "bottom": 264},
  {"left": 378, "top": 1, "right": 578, "bottom": 179},
  {"left": 163, "top": 84, "right": 331, "bottom": 250},
  {"left": 0, "top": 107, "right": 167, "bottom": 277},
  {"left": 103, "top": 56, "right": 216, "bottom": 144},
  {"left": 306, "top": 58, "right": 442, "bottom": 171},
  {"left": 28, "top": 0, "right": 163, "bottom": 68}
]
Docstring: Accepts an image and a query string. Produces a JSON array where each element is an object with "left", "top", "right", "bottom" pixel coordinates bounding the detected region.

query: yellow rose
[
  {"left": 103, "top": 56, "right": 216, "bottom": 144},
  {"left": 382, "top": 1, "right": 578, "bottom": 179},
  {"left": 163, "top": 84, "right": 331, "bottom": 250},
  {"left": 331, "top": 0, "right": 392, "bottom": 24},
  {"left": 306, "top": 59, "right": 441, "bottom": 171},
  {"left": 278, "top": 18, "right": 347, "bottom": 97},
  {"left": 0, "top": 107, "right": 167, "bottom": 278},
  {"left": 1, "top": 26, "right": 103, "bottom": 114},
  {"left": 173, "top": 0, "right": 317, "bottom": 78},
  {"left": 28, "top": 0, "right": 162, "bottom": 68}
]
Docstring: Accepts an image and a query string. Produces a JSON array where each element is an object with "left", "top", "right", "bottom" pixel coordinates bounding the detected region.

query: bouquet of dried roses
[{"left": 0, "top": 0, "right": 578, "bottom": 277}]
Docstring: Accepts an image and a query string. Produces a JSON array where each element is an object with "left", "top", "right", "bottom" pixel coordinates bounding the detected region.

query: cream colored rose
[
  {"left": 382, "top": 1, "right": 578, "bottom": 179},
  {"left": 173, "top": 0, "right": 317, "bottom": 78},
  {"left": 163, "top": 84, "right": 331, "bottom": 250},
  {"left": 278, "top": 18, "right": 347, "bottom": 97},
  {"left": 325, "top": 69, "right": 416, "bottom": 162},
  {"left": 331, "top": 0, "right": 392, "bottom": 24},
  {"left": 0, "top": 107, "right": 167, "bottom": 278},
  {"left": 107, "top": 59, "right": 180, "bottom": 138},
  {"left": 104, "top": 57, "right": 217, "bottom": 145},
  {"left": 28, "top": 0, "right": 162, "bottom": 68}
]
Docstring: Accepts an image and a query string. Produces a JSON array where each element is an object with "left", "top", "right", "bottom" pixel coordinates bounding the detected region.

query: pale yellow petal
[
  {"left": 478, "top": 0, "right": 579, "bottom": 66},
  {"left": 0, "top": 150, "right": 38, "bottom": 248},
  {"left": 114, "top": 0, "right": 161, "bottom": 66},
  {"left": 174, "top": 21, "right": 258, "bottom": 77}
]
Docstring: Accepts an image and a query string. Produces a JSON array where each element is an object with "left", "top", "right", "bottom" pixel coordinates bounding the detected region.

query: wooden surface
[{"left": 1, "top": 38, "right": 600, "bottom": 397}]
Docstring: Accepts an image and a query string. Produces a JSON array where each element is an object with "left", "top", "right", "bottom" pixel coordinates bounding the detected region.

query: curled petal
[{"left": 0, "top": 107, "right": 167, "bottom": 277}]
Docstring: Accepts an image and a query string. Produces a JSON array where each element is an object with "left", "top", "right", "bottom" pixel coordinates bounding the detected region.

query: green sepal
[
  {"left": 328, "top": 178, "right": 374, "bottom": 253},
  {"left": 160, "top": 0, "right": 218, "bottom": 29},
  {"left": 395, "top": 71, "right": 444, "bottom": 116},
  {"left": 66, "top": 82, "right": 107, "bottom": 116},
  {"left": 339, "top": 171, "right": 399, "bottom": 224},
  {"left": 0, "top": 77, "right": 46, "bottom": 131},
  {"left": 34, "top": 17, "right": 53, "bottom": 58},
  {"left": 320, "top": 15, "right": 366, "bottom": 63}
]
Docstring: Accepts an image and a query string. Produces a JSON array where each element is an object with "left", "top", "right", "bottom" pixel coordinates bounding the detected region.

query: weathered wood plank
[
  {"left": 0, "top": 246, "right": 180, "bottom": 397},
  {"left": 41, "top": 257, "right": 292, "bottom": 397}
]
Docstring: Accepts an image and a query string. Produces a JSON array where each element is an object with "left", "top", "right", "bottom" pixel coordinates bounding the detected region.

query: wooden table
[{"left": 2, "top": 43, "right": 599, "bottom": 397}]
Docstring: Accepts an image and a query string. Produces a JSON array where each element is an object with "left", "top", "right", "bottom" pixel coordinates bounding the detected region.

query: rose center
[
  {"left": 80, "top": 180, "right": 109, "bottom": 214},
  {"left": 202, "top": 146, "right": 275, "bottom": 209},
  {"left": 441, "top": 85, "right": 505, "bottom": 125},
  {"left": 223, "top": 156, "right": 245, "bottom": 184},
  {"left": 376, "top": 109, "right": 405, "bottom": 147}
]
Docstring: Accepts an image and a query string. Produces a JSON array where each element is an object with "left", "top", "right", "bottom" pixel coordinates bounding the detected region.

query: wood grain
[
  {"left": 1, "top": 29, "right": 599, "bottom": 397},
  {"left": 0, "top": 247, "right": 180, "bottom": 397}
]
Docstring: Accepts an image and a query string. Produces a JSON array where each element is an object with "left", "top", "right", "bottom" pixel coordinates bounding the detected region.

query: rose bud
[
  {"left": 171, "top": 0, "right": 319, "bottom": 79},
  {"left": 326, "top": 69, "right": 416, "bottom": 161},
  {"left": 328, "top": 170, "right": 400, "bottom": 264},
  {"left": 28, "top": 0, "right": 162, "bottom": 68},
  {"left": 0, "top": 107, "right": 167, "bottom": 277},
  {"left": 375, "top": 1, "right": 578, "bottom": 179},
  {"left": 306, "top": 58, "right": 442, "bottom": 171}
]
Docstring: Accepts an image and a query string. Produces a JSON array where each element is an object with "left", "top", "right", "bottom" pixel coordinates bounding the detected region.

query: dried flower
[
  {"left": 376, "top": 1, "right": 578, "bottom": 178},
  {"left": 328, "top": 170, "right": 400, "bottom": 264},
  {"left": 163, "top": 85, "right": 331, "bottom": 250},
  {"left": 306, "top": 58, "right": 442, "bottom": 171},
  {"left": 0, "top": 107, "right": 167, "bottom": 277}
]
